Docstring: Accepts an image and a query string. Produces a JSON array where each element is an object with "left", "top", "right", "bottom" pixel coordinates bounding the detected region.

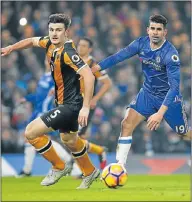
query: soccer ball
[{"left": 101, "top": 163, "right": 128, "bottom": 188}]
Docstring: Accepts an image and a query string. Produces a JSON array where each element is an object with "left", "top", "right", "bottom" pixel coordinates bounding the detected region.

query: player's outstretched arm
[
  {"left": 78, "top": 65, "right": 95, "bottom": 127},
  {"left": 1, "top": 37, "right": 40, "bottom": 56},
  {"left": 93, "top": 38, "right": 140, "bottom": 72}
]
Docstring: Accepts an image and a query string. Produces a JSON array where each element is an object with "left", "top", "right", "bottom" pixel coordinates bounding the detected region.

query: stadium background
[{"left": 1, "top": 1, "right": 191, "bottom": 158}]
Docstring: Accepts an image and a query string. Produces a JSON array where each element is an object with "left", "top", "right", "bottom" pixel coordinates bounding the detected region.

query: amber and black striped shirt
[{"left": 38, "top": 36, "right": 86, "bottom": 105}]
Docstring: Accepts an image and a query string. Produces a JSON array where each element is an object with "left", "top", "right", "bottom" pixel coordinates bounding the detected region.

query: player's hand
[
  {"left": 90, "top": 97, "right": 98, "bottom": 109},
  {"left": 147, "top": 112, "right": 163, "bottom": 131},
  {"left": 78, "top": 106, "right": 90, "bottom": 127},
  {"left": 92, "top": 64, "right": 101, "bottom": 73},
  {"left": 1, "top": 45, "right": 13, "bottom": 56}
]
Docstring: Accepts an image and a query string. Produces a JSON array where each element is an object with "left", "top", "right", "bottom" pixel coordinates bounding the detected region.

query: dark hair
[
  {"left": 149, "top": 14, "right": 168, "bottom": 28},
  {"left": 80, "top": 37, "right": 94, "bottom": 48},
  {"left": 48, "top": 13, "right": 71, "bottom": 30}
]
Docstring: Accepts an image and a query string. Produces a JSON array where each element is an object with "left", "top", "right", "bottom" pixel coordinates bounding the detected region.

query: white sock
[
  {"left": 52, "top": 140, "right": 72, "bottom": 163},
  {"left": 70, "top": 162, "right": 82, "bottom": 176},
  {"left": 23, "top": 143, "right": 36, "bottom": 173},
  {"left": 116, "top": 136, "right": 132, "bottom": 165}
]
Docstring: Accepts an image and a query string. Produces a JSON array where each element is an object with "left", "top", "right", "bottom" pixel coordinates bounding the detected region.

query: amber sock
[
  {"left": 71, "top": 137, "right": 95, "bottom": 176},
  {"left": 28, "top": 135, "right": 65, "bottom": 170},
  {"left": 88, "top": 142, "right": 104, "bottom": 155},
  {"left": 81, "top": 139, "right": 104, "bottom": 155}
]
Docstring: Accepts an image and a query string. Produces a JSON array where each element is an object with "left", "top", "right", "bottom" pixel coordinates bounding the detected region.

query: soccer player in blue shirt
[{"left": 92, "top": 14, "right": 190, "bottom": 166}]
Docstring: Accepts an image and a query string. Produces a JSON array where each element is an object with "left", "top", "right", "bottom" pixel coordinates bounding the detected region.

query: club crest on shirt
[
  {"left": 56, "top": 53, "right": 60, "bottom": 60},
  {"left": 50, "top": 60, "right": 55, "bottom": 71},
  {"left": 171, "top": 55, "right": 179, "bottom": 62},
  {"left": 155, "top": 56, "right": 161, "bottom": 63}
]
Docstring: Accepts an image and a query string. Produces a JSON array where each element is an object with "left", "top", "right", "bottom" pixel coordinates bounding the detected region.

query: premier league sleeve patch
[{"left": 171, "top": 55, "right": 179, "bottom": 62}]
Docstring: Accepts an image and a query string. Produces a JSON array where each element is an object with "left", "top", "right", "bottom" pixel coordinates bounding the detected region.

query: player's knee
[
  {"left": 25, "top": 123, "right": 34, "bottom": 140},
  {"left": 25, "top": 122, "right": 38, "bottom": 140}
]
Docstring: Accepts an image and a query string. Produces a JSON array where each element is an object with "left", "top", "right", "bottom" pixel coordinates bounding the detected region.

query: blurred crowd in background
[{"left": 1, "top": 1, "right": 191, "bottom": 154}]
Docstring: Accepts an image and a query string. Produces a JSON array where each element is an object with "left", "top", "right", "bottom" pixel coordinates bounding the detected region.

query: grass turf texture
[{"left": 2, "top": 174, "right": 190, "bottom": 201}]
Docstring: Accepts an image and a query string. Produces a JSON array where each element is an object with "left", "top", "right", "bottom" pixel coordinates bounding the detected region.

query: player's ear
[
  {"left": 89, "top": 47, "right": 93, "bottom": 53},
  {"left": 147, "top": 27, "right": 149, "bottom": 34},
  {"left": 164, "top": 29, "right": 167, "bottom": 37},
  {"left": 65, "top": 29, "right": 69, "bottom": 37}
]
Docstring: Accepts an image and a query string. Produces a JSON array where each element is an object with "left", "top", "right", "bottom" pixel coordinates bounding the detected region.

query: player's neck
[
  {"left": 150, "top": 39, "right": 166, "bottom": 50},
  {"left": 54, "top": 43, "right": 64, "bottom": 49},
  {"left": 54, "top": 38, "right": 68, "bottom": 49}
]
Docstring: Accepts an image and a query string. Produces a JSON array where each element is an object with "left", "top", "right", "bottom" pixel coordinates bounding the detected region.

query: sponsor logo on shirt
[{"left": 142, "top": 59, "right": 162, "bottom": 71}]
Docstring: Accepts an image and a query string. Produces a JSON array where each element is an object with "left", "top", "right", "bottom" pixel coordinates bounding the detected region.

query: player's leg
[
  {"left": 78, "top": 109, "right": 107, "bottom": 169},
  {"left": 163, "top": 98, "right": 189, "bottom": 137},
  {"left": 47, "top": 129, "right": 73, "bottom": 164},
  {"left": 60, "top": 132, "right": 100, "bottom": 189},
  {"left": 50, "top": 132, "right": 82, "bottom": 177},
  {"left": 117, "top": 89, "right": 156, "bottom": 165},
  {"left": 84, "top": 139, "right": 107, "bottom": 170},
  {"left": 163, "top": 98, "right": 191, "bottom": 159},
  {"left": 117, "top": 108, "right": 145, "bottom": 164},
  {"left": 142, "top": 124, "right": 154, "bottom": 157},
  {"left": 25, "top": 116, "right": 66, "bottom": 173},
  {"left": 39, "top": 104, "right": 99, "bottom": 188},
  {"left": 53, "top": 104, "right": 99, "bottom": 188},
  {"left": 163, "top": 99, "right": 191, "bottom": 165}
]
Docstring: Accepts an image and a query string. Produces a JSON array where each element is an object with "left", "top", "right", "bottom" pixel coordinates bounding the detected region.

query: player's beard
[{"left": 151, "top": 37, "right": 163, "bottom": 45}]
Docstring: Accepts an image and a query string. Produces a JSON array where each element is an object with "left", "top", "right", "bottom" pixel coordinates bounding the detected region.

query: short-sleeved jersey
[
  {"left": 38, "top": 37, "right": 86, "bottom": 105},
  {"left": 25, "top": 72, "right": 54, "bottom": 112},
  {"left": 79, "top": 55, "right": 108, "bottom": 96},
  {"left": 99, "top": 36, "right": 181, "bottom": 107}
]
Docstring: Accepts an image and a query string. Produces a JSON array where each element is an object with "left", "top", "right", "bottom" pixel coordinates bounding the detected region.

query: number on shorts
[
  {"left": 50, "top": 110, "right": 61, "bottom": 118},
  {"left": 175, "top": 125, "right": 185, "bottom": 134}
]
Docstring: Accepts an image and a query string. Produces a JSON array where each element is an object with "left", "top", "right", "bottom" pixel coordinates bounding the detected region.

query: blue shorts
[
  {"left": 128, "top": 88, "right": 189, "bottom": 135},
  {"left": 28, "top": 111, "right": 59, "bottom": 137}
]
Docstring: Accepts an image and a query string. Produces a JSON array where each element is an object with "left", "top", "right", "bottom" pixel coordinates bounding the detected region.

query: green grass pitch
[{"left": 2, "top": 174, "right": 190, "bottom": 201}]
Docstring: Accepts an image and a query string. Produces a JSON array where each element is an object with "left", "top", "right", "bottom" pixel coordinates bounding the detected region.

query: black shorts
[
  {"left": 41, "top": 104, "right": 81, "bottom": 133},
  {"left": 78, "top": 109, "right": 95, "bottom": 136}
]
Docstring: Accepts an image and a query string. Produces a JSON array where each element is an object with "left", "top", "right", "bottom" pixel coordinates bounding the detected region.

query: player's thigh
[
  {"left": 41, "top": 104, "right": 79, "bottom": 133},
  {"left": 78, "top": 109, "right": 95, "bottom": 137},
  {"left": 122, "top": 108, "right": 145, "bottom": 131},
  {"left": 164, "top": 100, "right": 189, "bottom": 135},
  {"left": 128, "top": 88, "right": 157, "bottom": 120},
  {"left": 25, "top": 117, "right": 53, "bottom": 139}
]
